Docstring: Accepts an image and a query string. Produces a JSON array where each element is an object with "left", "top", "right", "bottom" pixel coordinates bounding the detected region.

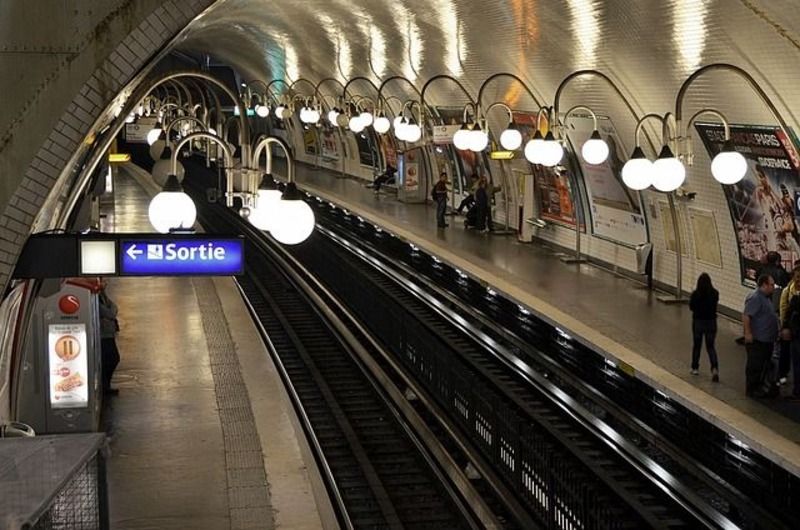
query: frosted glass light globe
[
  {"left": 328, "top": 109, "right": 340, "bottom": 125},
  {"left": 374, "top": 115, "right": 391, "bottom": 134},
  {"left": 299, "top": 107, "right": 310, "bottom": 123},
  {"left": 395, "top": 121, "right": 409, "bottom": 141},
  {"left": 469, "top": 129, "right": 489, "bottom": 152},
  {"left": 582, "top": 132, "right": 609, "bottom": 165},
  {"left": 275, "top": 105, "right": 286, "bottom": 119},
  {"left": 622, "top": 152, "right": 654, "bottom": 190},
  {"left": 146, "top": 128, "right": 162, "bottom": 146},
  {"left": 524, "top": 137, "right": 545, "bottom": 164},
  {"left": 453, "top": 127, "right": 471, "bottom": 150},
  {"left": 349, "top": 115, "right": 365, "bottom": 133},
  {"left": 248, "top": 189, "right": 283, "bottom": 231},
  {"left": 148, "top": 191, "right": 196, "bottom": 233},
  {"left": 405, "top": 123, "right": 422, "bottom": 143},
  {"left": 540, "top": 135, "right": 564, "bottom": 167},
  {"left": 271, "top": 200, "right": 316, "bottom": 245},
  {"left": 255, "top": 104, "right": 270, "bottom": 118},
  {"left": 652, "top": 155, "right": 686, "bottom": 192},
  {"left": 500, "top": 128, "right": 522, "bottom": 150},
  {"left": 310, "top": 109, "right": 321, "bottom": 123},
  {"left": 711, "top": 148, "right": 747, "bottom": 184},
  {"left": 393, "top": 116, "right": 405, "bottom": 130},
  {"left": 359, "top": 111, "right": 374, "bottom": 127},
  {"left": 152, "top": 159, "right": 185, "bottom": 187}
]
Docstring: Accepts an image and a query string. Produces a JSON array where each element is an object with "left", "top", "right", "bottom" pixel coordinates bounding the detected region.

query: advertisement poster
[
  {"left": 354, "top": 130, "right": 377, "bottom": 167},
  {"left": 403, "top": 149, "right": 420, "bottom": 191},
  {"left": 376, "top": 133, "right": 398, "bottom": 170},
  {"left": 303, "top": 126, "right": 318, "bottom": 156},
  {"left": 563, "top": 114, "right": 647, "bottom": 245},
  {"left": 695, "top": 123, "right": 800, "bottom": 284},
  {"left": 48, "top": 323, "right": 89, "bottom": 409},
  {"left": 512, "top": 111, "right": 580, "bottom": 228},
  {"left": 320, "top": 126, "right": 339, "bottom": 160}
]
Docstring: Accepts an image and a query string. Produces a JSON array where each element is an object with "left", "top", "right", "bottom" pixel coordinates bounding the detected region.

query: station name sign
[{"left": 13, "top": 233, "right": 245, "bottom": 279}]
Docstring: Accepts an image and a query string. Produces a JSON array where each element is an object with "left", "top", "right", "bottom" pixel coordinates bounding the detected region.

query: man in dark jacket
[{"left": 432, "top": 172, "right": 449, "bottom": 228}]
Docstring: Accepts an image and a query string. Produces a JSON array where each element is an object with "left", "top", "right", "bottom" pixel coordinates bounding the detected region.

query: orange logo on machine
[
  {"left": 54, "top": 335, "right": 81, "bottom": 361},
  {"left": 58, "top": 295, "right": 80, "bottom": 314}
]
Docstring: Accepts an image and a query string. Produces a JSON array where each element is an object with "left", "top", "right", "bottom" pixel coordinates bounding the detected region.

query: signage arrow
[{"left": 126, "top": 244, "right": 143, "bottom": 260}]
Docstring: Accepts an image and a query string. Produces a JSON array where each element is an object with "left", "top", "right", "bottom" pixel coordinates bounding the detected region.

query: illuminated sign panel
[
  {"left": 119, "top": 238, "right": 244, "bottom": 276},
  {"left": 48, "top": 323, "right": 89, "bottom": 409}
]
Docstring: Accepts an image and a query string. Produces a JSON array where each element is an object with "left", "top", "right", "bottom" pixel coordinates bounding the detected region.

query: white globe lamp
[
  {"left": 711, "top": 141, "right": 748, "bottom": 184},
  {"left": 148, "top": 175, "right": 197, "bottom": 233},
  {"left": 271, "top": 183, "right": 316, "bottom": 245},
  {"left": 524, "top": 130, "right": 546, "bottom": 164},
  {"left": 405, "top": 121, "right": 422, "bottom": 143},
  {"left": 248, "top": 174, "right": 283, "bottom": 231},
  {"left": 393, "top": 116, "right": 405, "bottom": 131},
  {"left": 275, "top": 105, "right": 286, "bottom": 119},
  {"left": 453, "top": 125, "right": 472, "bottom": 150},
  {"left": 621, "top": 147, "right": 654, "bottom": 190},
  {"left": 146, "top": 126, "right": 163, "bottom": 146},
  {"left": 651, "top": 145, "right": 686, "bottom": 192},
  {"left": 374, "top": 114, "right": 391, "bottom": 134},
  {"left": 349, "top": 115, "right": 365, "bottom": 133},
  {"left": 469, "top": 125, "right": 489, "bottom": 152},
  {"left": 359, "top": 111, "right": 374, "bottom": 127},
  {"left": 581, "top": 130, "right": 610, "bottom": 165},
  {"left": 395, "top": 119, "right": 409, "bottom": 141},
  {"left": 540, "top": 132, "right": 564, "bottom": 167},
  {"left": 255, "top": 104, "right": 270, "bottom": 118},
  {"left": 328, "top": 109, "right": 340, "bottom": 125},
  {"left": 500, "top": 127, "right": 522, "bottom": 150}
]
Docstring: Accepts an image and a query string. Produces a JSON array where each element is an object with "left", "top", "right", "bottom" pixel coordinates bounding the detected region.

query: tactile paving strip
[{"left": 193, "top": 278, "right": 275, "bottom": 530}]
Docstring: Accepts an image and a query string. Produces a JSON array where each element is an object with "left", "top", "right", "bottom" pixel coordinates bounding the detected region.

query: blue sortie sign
[{"left": 119, "top": 238, "right": 244, "bottom": 276}]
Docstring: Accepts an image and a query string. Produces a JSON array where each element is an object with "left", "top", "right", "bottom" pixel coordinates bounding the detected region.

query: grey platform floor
[
  {"left": 277, "top": 158, "right": 800, "bottom": 474},
  {"left": 99, "top": 166, "right": 326, "bottom": 530}
]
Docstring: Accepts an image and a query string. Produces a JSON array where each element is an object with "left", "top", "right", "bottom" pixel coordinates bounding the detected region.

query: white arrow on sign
[{"left": 126, "top": 244, "right": 143, "bottom": 260}]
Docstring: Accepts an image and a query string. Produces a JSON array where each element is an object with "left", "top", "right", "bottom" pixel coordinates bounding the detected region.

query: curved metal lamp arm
[
  {"left": 482, "top": 101, "right": 514, "bottom": 129},
  {"left": 289, "top": 77, "right": 319, "bottom": 96},
  {"left": 461, "top": 102, "right": 478, "bottom": 124},
  {"left": 266, "top": 79, "right": 291, "bottom": 98},
  {"left": 251, "top": 136, "right": 295, "bottom": 183},
  {"left": 401, "top": 100, "right": 423, "bottom": 123},
  {"left": 476, "top": 72, "right": 542, "bottom": 112},
  {"left": 682, "top": 108, "right": 730, "bottom": 165},
  {"left": 382, "top": 95, "right": 404, "bottom": 116},
  {"left": 172, "top": 131, "right": 233, "bottom": 175},
  {"left": 164, "top": 116, "right": 207, "bottom": 143},
  {"left": 377, "top": 75, "right": 423, "bottom": 102},
  {"left": 173, "top": 131, "right": 235, "bottom": 205},
  {"left": 560, "top": 105, "right": 599, "bottom": 138},
  {"left": 135, "top": 71, "right": 251, "bottom": 165},
  {"left": 553, "top": 69, "right": 658, "bottom": 154},
  {"left": 156, "top": 102, "right": 181, "bottom": 121},
  {"left": 342, "top": 76, "right": 381, "bottom": 101},
  {"left": 675, "top": 63, "right": 792, "bottom": 141}
]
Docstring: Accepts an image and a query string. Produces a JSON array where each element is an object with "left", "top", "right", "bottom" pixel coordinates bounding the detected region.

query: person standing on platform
[
  {"left": 689, "top": 273, "right": 719, "bottom": 382},
  {"left": 474, "top": 177, "right": 491, "bottom": 233},
  {"left": 778, "top": 266, "right": 800, "bottom": 386},
  {"left": 98, "top": 281, "right": 121, "bottom": 395},
  {"left": 743, "top": 274, "right": 779, "bottom": 397},
  {"left": 456, "top": 174, "right": 479, "bottom": 215},
  {"left": 432, "top": 172, "right": 449, "bottom": 228},
  {"left": 781, "top": 267, "right": 800, "bottom": 400}
]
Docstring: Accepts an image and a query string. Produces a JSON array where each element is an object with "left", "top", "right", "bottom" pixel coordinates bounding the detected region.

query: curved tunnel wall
[{"left": 3, "top": 1, "right": 800, "bottom": 314}]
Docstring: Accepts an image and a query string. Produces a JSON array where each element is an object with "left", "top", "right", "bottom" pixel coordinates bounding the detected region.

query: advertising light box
[
  {"left": 119, "top": 238, "right": 244, "bottom": 276},
  {"left": 48, "top": 323, "right": 89, "bottom": 409}
]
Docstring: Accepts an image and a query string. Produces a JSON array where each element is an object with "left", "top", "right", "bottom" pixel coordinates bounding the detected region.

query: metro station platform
[
  {"left": 100, "top": 165, "right": 330, "bottom": 529},
  {"left": 278, "top": 160, "right": 800, "bottom": 476}
]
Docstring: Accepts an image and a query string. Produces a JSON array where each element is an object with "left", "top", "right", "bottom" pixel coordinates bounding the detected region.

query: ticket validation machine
[{"left": 15, "top": 279, "right": 102, "bottom": 434}]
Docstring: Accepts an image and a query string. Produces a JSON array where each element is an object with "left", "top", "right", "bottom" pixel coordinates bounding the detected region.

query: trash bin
[{"left": 635, "top": 242, "right": 653, "bottom": 275}]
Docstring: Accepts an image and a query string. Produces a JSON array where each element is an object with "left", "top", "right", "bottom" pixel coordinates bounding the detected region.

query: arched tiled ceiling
[{"left": 173, "top": 0, "right": 800, "bottom": 152}]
